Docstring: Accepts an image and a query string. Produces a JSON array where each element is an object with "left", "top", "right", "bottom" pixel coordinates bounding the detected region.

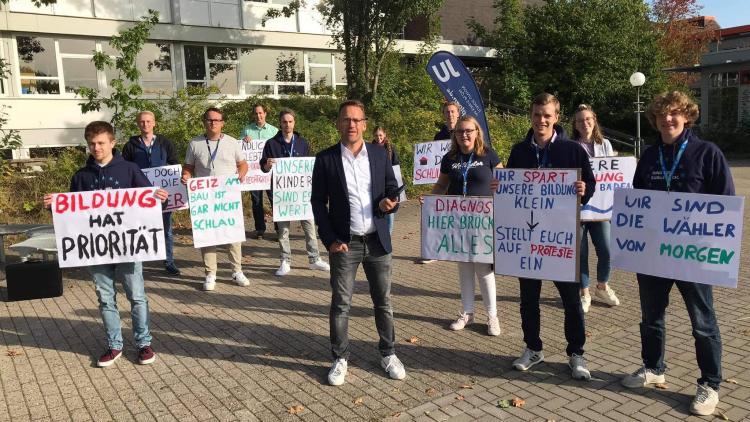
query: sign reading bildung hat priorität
[
  {"left": 420, "top": 195, "right": 493, "bottom": 263},
  {"left": 188, "top": 174, "right": 246, "bottom": 248},
  {"left": 493, "top": 168, "right": 580, "bottom": 282},
  {"left": 611, "top": 188, "right": 744, "bottom": 288},
  {"left": 51, "top": 187, "right": 166, "bottom": 268}
]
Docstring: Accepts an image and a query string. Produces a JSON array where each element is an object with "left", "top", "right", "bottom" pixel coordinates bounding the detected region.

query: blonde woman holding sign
[
  {"left": 571, "top": 104, "right": 620, "bottom": 312},
  {"left": 422, "top": 115, "right": 503, "bottom": 336}
]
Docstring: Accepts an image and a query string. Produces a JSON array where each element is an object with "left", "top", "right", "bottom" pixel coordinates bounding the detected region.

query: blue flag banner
[{"left": 426, "top": 51, "right": 491, "bottom": 142}]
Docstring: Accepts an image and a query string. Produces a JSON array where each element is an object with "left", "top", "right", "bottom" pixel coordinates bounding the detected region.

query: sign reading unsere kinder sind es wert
[
  {"left": 141, "top": 164, "right": 189, "bottom": 212},
  {"left": 51, "top": 187, "right": 166, "bottom": 268},
  {"left": 493, "top": 168, "right": 581, "bottom": 282},
  {"left": 272, "top": 157, "right": 315, "bottom": 222},
  {"left": 412, "top": 140, "right": 451, "bottom": 185},
  {"left": 420, "top": 195, "right": 493, "bottom": 263},
  {"left": 187, "top": 174, "right": 246, "bottom": 248},
  {"left": 611, "top": 188, "right": 744, "bottom": 288},
  {"left": 238, "top": 138, "right": 272, "bottom": 191},
  {"left": 580, "top": 156, "right": 636, "bottom": 221}
]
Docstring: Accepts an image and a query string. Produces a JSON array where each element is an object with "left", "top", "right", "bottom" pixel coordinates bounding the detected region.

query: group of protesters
[{"left": 43, "top": 89, "right": 734, "bottom": 416}]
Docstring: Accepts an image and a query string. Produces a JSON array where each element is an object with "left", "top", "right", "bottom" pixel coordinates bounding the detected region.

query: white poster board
[
  {"left": 239, "top": 139, "right": 272, "bottom": 191},
  {"left": 611, "top": 189, "right": 744, "bottom": 288},
  {"left": 392, "top": 164, "right": 407, "bottom": 203},
  {"left": 580, "top": 157, "right": 636, "bottom": 221},
  {"left": 141, "top": 164, "right": 189, "bottom": 212},
  {"left": 421, "top": 195, "right": 493, "bottom": 263},
  {"left": 272, "top": 157, "right": 315, "bottom": 222},
  {"left": 51, "top": 187, "right": 166, "bottom": 268},
  {"left": 412, "top": 140, "right": 451, "bottom": 185},
  {"left": 493, "top": 168, "right": 580, "bottom": 282},
  {"left": 188, "top": 175, "right": 246, "bottom": 248}
]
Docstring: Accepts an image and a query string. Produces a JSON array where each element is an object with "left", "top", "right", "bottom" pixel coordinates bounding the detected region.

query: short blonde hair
[
  {"left": 441, "top": 101, "right": 461, "bottom": 114},
  {"left": 646, "top": 91, "right": 700, "bottom": 129},
  {"left": 136, "top": 110, "right": 155, "bottom": 121}
]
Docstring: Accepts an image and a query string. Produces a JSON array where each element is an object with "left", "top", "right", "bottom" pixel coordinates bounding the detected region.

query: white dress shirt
[{"left": 340, "top": 143, "right": 375, "bottom": 235}]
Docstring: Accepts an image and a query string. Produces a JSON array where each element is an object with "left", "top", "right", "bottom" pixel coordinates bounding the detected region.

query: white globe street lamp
[{"left": 630, "top": 71, "right": 646, "bottom": 158}]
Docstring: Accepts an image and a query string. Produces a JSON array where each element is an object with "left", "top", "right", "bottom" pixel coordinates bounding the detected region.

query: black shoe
[
  {"left": 251, "top": 230, "right": 265, "bottom": 239},
  {"left": 165, "top": 263, "right": 181, "bottom": 275}
]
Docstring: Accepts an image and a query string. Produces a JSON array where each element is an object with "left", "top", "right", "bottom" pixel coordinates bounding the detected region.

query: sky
[{"left": 695, "top": 0, "right": 749, "bottom": 29}]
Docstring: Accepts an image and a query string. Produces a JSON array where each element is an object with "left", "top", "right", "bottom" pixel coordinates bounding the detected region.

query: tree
[
  {"left": 264, "top": 0, "right": 444, "bottom": 104},
  {"left": 76, "top": 10, "right": 159, "bottom": 135}
]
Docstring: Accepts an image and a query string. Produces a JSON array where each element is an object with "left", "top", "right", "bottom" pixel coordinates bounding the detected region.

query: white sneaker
[
  {"left": 569, "top": 354, "right": 591, "bottom": 381},
  {"left": 690, "top": 383, "right": 719, "bottom": 416},
  {"left": 417, "top": 259, "right": 435, "bottom": 264},
  {"left": 449, "top": 312, "right": 474, "bottom": 331},
  {"left": 512, "top": 348, "right": 544, "bottom": 371},
  {"left": 309, "top": 259, "right": 330, "bottom": 271},
  {"left": 275, "top": 260, "right": 291, "bottom": 276},
  {"left": 581, "top": 294, "right": 591, "bottom": 313},
  {"left": 594, "top": 285, "right": 621, "bottom": 306},
  {"left": 381, "top": 355, "right": 406, "bottom": 380},
  {"left": 621, "top": 366, "right": 666, "bottom": 388},
  {"left": 203, "top": 274, "right": 216, "bottom": 291},
  {"left": 487, "top": 316, "right": 501, "bottom": 336},
  {"left": 232, "top": 271, "right": 249, "bottom": 286},
  {"left": 327, "top": 358, "right": 347, "bottom": 386}
]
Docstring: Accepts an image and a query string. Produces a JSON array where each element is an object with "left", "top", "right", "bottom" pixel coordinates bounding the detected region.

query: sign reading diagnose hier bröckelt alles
[
  {"left": 51, "top": 187, "right": 166, "bottom": 268},
  {"left": 420, "top": 195, "right": 493, "bottom": 263},
  {"left": 272, "top": 157, "right": 315, "bottom": 222},
  {"left": 493, "top": 169, "right": 580, "bottom": 282},
  {"left": 188, "top": 174, "right": 246, "bottom": 248},
  {"left": 610, "top": 189, "right": 744, "bottom": 288}
]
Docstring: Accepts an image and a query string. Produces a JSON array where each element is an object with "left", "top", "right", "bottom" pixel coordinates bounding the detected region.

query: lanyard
[
  {"left": 658, "top": 137, "right": 688, "bottom": 192},
  {"left": 534, "top": 144, "right": 550, "bottom": 168},
  {"left": 283, "top": 134, "right": 295, "bottom": 157},
  {"left": 461, "top": 152, "right": 474, "bottom": 196},
  {"left": 205, "top": 134, "right": 223, "bottom": 169}
]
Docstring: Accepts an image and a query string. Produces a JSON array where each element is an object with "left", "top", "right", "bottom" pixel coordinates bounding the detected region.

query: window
[
  {"left": 17, "top": 36, "right": 60, "bottom": 94},
  {"left": 138, "top": 43, "right": 173, "bottom": 94},
  {"left": 58, "top": 38, "right": 97, "bottom": 93},
  {"left": 710, "top": 72, "right": 739, "bottom": 88},
  {"left": 184, "top": 45, "right": 239, "bottom": 94}
]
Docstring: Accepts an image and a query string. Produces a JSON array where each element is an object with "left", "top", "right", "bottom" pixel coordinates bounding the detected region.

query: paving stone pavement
[{"left": 0, "top": 164, "right": 748, "bottom": 422}]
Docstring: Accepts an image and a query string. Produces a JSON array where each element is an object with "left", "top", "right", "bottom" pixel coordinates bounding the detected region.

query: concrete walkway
[{"left": 1, "top": 165, "right": 748, "bottom": 422}]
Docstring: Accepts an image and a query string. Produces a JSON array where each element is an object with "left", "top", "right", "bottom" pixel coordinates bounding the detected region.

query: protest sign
[
  {"left": 611, "top": 189, "right": 744, "bottom": 288},
  {"left": 51, "top": 187, "right": 166, "bottom": 268},
  {"left": 493, "top": 169, "right": 580, "bottom": 282},
  {"left": 141, "top": 164, "right": 188, "bottom": 212},
  {"left": 188, "top": 174, "right": 246, "bottom": 248},
  {"left": 238, "top": 138, "right": 272, "bottom": 191},
  {"left": 392, "top": 164, "right": 407, "bottom": 202},
  {"left": 272, "top": 157, "right": 315, "bottom": 222},
  {"left": 421, "top": 195, "right": 493, "bottom": 263},
  {"left": 413, "top": 140, "right": 451, "bottom": 185},
  {"left": 580, "top": 157, "right": 636, "bottom": 221}
]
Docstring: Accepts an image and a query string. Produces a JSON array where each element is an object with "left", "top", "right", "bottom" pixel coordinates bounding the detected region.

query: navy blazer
[{"left": 311, "top": 142, "right": 398, "bottom": 253}]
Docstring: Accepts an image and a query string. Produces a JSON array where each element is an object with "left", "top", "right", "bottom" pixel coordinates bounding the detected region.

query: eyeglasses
[
  {"left": 340, "top": 118, "right": 367, "bottom": 125},
  {"left": 455, "top": 129, "right": 476, "bottom": 135},
  {"left": 204, "top": 119, "right": 223, "bottom": 124}
]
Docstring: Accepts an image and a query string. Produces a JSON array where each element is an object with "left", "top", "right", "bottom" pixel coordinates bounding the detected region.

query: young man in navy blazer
[{"left": 311, "top": 100, "right": 404, "bottom": 386}]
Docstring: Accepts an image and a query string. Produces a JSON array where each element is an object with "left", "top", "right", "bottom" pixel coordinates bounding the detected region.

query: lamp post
[{"left": 629, "top": 71, "right": 646, "bottom": 158}]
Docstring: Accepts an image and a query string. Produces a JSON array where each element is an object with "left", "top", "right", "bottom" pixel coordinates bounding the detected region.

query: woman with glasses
[
  {"left": 422, "top": 116, "right": 503, "bottom": 336},
  {"left": 372, "top": 126, "right": 400, "bottom": 233},
  {"left": 571, "top": 104, "right": 620, "bottom": 312}
]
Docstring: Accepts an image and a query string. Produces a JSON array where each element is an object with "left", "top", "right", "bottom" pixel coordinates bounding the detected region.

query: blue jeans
[
  {"left": 250, "top": 190, "right": 269, "bottom": 232},
  {"left": 519, "top": 278, "right": 586, "bottom": 356},
  {"left": 89, "top": 262, "right": 151, "bottom": 350},
  {"left": 162, "top": 212, "right": 175, "bottom": 266},
  {"left": 580, "top": 221, "right": 611, "bottom": 289},
  {"left": 386, "top": 213, "right": 394, "bottom": 234},
  {"left": 637, "top": 274, "right": 722, "bottom": 390},
  {"left": 329, "top": 234, "right": 395, "bottom": 360}
]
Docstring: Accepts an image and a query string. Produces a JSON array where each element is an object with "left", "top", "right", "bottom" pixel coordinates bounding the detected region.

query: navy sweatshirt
[
  {"left": 633, "top": 129, "right": 734, "bottom": 195},
  {"left": 259, "top": 131, "right": 312, "bottom": 169},
  {"left": 506, "top": 124, "right": 597, "bottom": 205},
  {"left": 70, "top": 153, "right": 152, "bottom": 193},
  {"left": 122, "top": 134, "right": 179, "bottom": 169}
]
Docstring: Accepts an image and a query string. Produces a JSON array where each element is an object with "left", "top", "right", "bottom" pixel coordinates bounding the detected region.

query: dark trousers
[
  {"left": 162, "top": 212, "right": 174, "bottom": 265},
  {"left": 519, "top": 278, "right": 586, "bottom": 356},
  {"left": 637, "top": 274, "right": 722, "bottom": 390},
  {"left": 250, "top": 190, "right": 272, "bottom": 232},
  {"left": 329, "top": 234, "right": 395, "bottom": 360}
]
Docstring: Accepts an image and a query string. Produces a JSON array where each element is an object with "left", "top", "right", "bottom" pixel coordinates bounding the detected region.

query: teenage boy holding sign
[
  {"left": 505, "top": 93, "right": 596, "bottom": 380},
  {"left": 621, "top": 91, "right": 734, "bottom": 416},
  {"left": 43, "top": 121, "right": 168, "bottom": 367}
]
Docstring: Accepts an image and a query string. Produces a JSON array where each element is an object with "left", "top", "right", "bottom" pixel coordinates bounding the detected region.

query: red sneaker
[
  {"left": 138, "top": 346, "right": 156, "bottom": 365},
  {"left": 97, "top": 349, "right": 122, "bottom": 367}
]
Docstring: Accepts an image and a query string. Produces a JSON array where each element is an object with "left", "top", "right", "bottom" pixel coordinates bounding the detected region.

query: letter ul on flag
[{"left": 426, "top": 51, "right": 491, "bottom": 144}]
